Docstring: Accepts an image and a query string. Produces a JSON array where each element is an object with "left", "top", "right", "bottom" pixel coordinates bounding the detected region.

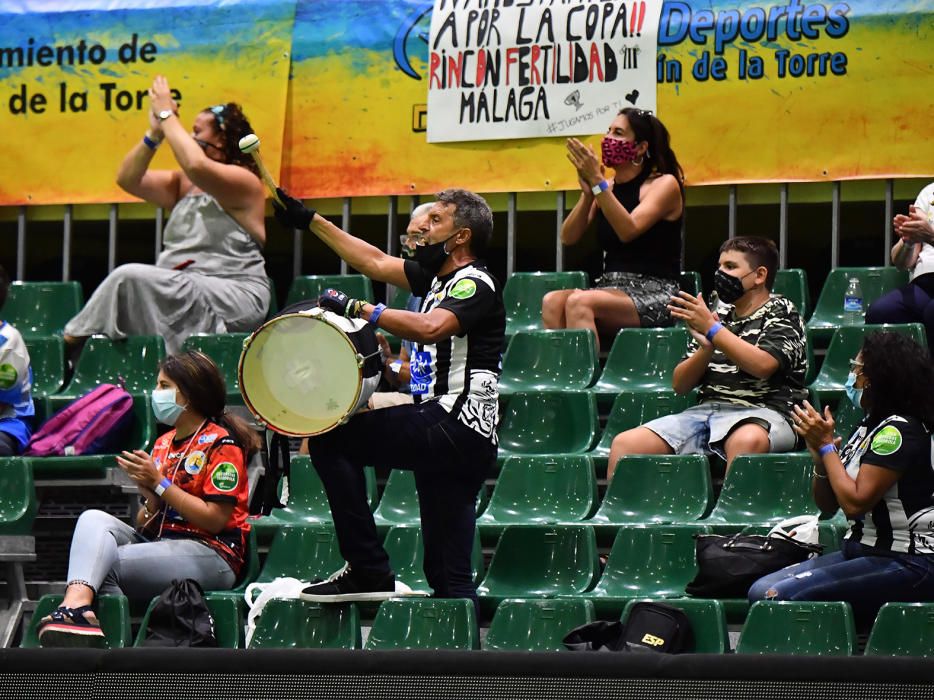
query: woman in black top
[
  {"left": 542, "top": 108, "right": 684, "bottom": 350},
  {"left": 749, "top": 332, "right": 934, "bottom": 628}
]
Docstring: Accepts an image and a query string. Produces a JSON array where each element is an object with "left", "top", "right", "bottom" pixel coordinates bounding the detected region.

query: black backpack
[
  {"left": 563, "top": 602, "right": 693, "bottom": 654},
  {"left": 141, "top": 579, "right": 218, "bottom": 647}
]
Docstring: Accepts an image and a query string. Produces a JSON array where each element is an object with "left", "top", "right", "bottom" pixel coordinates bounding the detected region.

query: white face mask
[{"left": 151, "top": 388, "right": 186, "bottom": 425}]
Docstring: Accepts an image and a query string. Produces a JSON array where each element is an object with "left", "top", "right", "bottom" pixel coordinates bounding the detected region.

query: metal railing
[{"left": 5, "top": 179, "right": 902, "bottom": 282}]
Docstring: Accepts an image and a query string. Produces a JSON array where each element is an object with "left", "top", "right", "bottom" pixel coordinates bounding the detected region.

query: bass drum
[{"left": 238, "top": 301, "right": 382, "bottom": 437}]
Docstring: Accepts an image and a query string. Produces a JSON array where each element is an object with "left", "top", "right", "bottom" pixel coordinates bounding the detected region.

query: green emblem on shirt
[
  {"left": 210, "top": 462, "right": 239, "bottom": 492},
  {"left": 0, "top": 363, "right": 17, "bottom": 390},
  {"left": 871, "top": 425, "right": 902, "bottom": 456},
  {"left": 450, "top": 278, "right": 477, "bottom": 300}
]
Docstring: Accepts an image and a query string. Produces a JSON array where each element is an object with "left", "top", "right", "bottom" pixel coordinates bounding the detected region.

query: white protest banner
[{"left": 426, "top": 0, "right": 662, "bottom": 143}]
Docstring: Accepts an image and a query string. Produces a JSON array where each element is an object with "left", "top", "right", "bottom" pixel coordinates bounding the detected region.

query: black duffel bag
[{"left": 685, "top": 531, "right": 822, "bottom": 598}]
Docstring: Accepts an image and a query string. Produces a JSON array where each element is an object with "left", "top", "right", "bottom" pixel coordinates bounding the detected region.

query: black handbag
[
  {"left": 685, "top": 531, "right": 823, "bottom": 598},
  {"left": 141, "top": 578, "right": 218, "bottom": 647}
]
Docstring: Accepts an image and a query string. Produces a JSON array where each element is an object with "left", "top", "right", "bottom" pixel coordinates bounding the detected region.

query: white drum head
[{"left": 239, "top": 312, "right": 363, "bottom": 436}]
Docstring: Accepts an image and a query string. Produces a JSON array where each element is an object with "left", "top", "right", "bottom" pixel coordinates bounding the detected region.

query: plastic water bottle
[{"left": 843, "top": 277, "right": 864, "bottom": 324}]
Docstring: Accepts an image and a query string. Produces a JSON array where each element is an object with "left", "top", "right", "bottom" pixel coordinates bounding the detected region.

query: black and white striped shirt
[
  {"left": 403, "top": 259, "right": 505, "bottom": 442},
  {"left": 842, "top": 415, "right": 934, "bottom": 554}
]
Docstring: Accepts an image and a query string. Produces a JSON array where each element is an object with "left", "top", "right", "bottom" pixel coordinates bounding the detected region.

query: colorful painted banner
[
  {"left": 0, "top": 0, "right": 295, "bottom": 206},
  {"left": 284, "top": 0, "right": 932, "bottom": 198},
  {"left": 425, "top": 0, "right": 663, "bottom": 142},
  {"left": 1, "top": 0, "right": 931, "bottom": 205}
]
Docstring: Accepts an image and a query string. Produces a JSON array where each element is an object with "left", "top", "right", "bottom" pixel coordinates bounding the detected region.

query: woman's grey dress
[{"left": 64, "top": 192, "right": 271, "bottom": 355}]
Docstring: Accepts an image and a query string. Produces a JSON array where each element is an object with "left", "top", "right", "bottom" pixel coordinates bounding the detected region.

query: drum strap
[{"left": 250, "top": 429, "right": 292, "bottom": 516}]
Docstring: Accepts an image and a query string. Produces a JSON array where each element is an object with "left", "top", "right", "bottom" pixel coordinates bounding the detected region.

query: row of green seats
[
  {"left": 20, "top": 592, "right": 240, "bottom": 648},
  {"left": 220, "top": 597, "right": 934, "bottom": 655},
  {"left": 250, "top": 453, "right": 818, "bottom": 545},
  {"left": 22, "top": 593, "right": 930, "bottom": 655},
  {"left": 499, "top": 321, "right": 923, "bottom": 403},
  {"left": 503, "top": 267, "right": 906, "bottom": 343},
  {"left": 4, "top": 266, "right": 899, "bottom": 346},
  {"left": 252, "top": 523, "right": 483, "bottom": 593}
]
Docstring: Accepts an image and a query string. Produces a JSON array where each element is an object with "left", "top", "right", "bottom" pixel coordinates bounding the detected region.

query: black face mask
[
  {"left": 714, "top": 268, "right": 753, "bottom": 304},
  {"left": 413, "top": 233, "right": 458, "bottom": 274}
]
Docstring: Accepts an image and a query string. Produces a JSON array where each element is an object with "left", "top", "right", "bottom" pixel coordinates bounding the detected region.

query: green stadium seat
[
  {"left": 589, "top": 455, "right": 711, "bottom": 539},
  {"left": 365, "top": 597, "right": 478, "bottom": 650},
  {"left": 498, "top": 330, "right": 599, "bottom": 396},
  {"left": 21, "top": 594, "right": 130, "bottom": 648},
  {"left": 252, "top": 456, "right": 377, "bottom": 538},
  {"left": 591, "top": 328, "right": 688, "bottom": 403},
  {"left": 383, "top": 525, "right": 484, "bottom": 593},
  {"left": 26, "top": 335, "right": 65, "bottom": 397},
  {"left": 477, "top": 455, "right": 597, "bottom": 537},
  {"left": 0, "top": 458, "right": 36, "bottom": 535},
  {"left": 133, "top": 592, "right": 241, "bottom": 648},
  {"left": 621, "top": 598, "right": 729, "bottom": 654},
  {"left": 497, "top": 391, "right": 598, "bottom": 461},
  {"left": 255, "top": 525, "right": 344, "bottom": 585},
  {"left": 248, "top": 599, "right": 361, "bottom": 649},
  {"left": 773, "top": 268, "right": 811, "bottom": 320},
  {"left": 589, "top": 391, "right": 694, "bottom": 474},
  {"left": 806, "top": 267, "right": 909, "bottom": 345},
  {"left": 484, "top": 598, "right": 595, "bottom": 651},
  {"left": 504, "top": 271, "right": 589, "bottom": 337},
  {"left": 865, "top": 603, "right": 934, "bottom": 656},
  {"left": 477, "top": 525, "right": 599, "bottom": 612},
  {"left": 4, "top": 281, "right": 83, "bottom": 339},
  {"left": 373, "top": 469, "right": 420, "bottom": 532},
  {"left": 809, "top": 323, "right": 926, "bottom": 396},
  {"left": 29, "top": 393, "right": 157, "bottom": 479},
  {"left": 57, "top": 334, "right": 165, "bottom": 398},
  {"left": 678, "top": 271, "right": 702, "bottom": 296},
  {"left": 592, "top": 529, "right": 702, "bottom": 608},
  {"left": 703, "top": 453, "right": 816, "bottom": 528},
  {"left": 577, "top": 524, "right": 709, "bottom": 616},
  {"left": 286, "top": 275, "right": 374, "bottom": 307},
  {"left": 736, "top": 600, "right": 857, "bottom": 655},
  {"left": 181, "top": 333, "right": 249, "bottom": 404}
]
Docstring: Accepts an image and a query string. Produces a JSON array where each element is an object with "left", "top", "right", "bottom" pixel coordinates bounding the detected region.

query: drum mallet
[{"left": 238, "top": 133, "right": 283, "bottom": 205}]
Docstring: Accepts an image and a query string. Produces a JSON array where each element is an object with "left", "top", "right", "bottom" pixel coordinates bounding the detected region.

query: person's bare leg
[
  {"left": 722, "top": 422, "right": 771, "bottom": 474},
  {"left": 541, "top": 289, "right": 576, "bottom": 329},
  {"left": 564, "top": 289, "right": 641, "bottom": 352},
  {"left": 607, "top": 427, "right": 673, "bottom": 481}
]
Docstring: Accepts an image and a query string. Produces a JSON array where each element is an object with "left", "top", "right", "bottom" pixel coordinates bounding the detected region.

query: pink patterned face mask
[{"left": 601, "top": 137, "right": 640, "bottom": 167}]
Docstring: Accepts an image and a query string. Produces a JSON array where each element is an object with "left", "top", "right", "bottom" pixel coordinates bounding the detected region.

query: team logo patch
[
  {"left": 450, "top": 278, "right": 477, "bottom": 300},
  {"left": 871, "top": 425, "right": 902, "bottom": 456},
  {"left": 409, "top": 350, "right": 432, "bottom": 395},
  {"left": 184, "top": 450, "right": 206, "bottom": 475},
  {"left": 0, "top": 363, "right": 18, "bottom": 389},
  {"left": 210, "top": 462, "right": 239, "bottom": 492},
  {"left": 197, "top": 433, "right": 218, "bottom": 445}
]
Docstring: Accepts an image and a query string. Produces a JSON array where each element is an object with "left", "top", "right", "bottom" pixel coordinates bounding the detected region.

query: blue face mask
[
  {"left": 151, "top": 388, "right": 186, "bottom": 425},
  {"left": 844, "top": 371, "right": 863, "bottom": 409}
]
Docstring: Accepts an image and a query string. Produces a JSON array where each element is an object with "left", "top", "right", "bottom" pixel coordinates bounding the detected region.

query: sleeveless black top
[{"left": 595, "top": 169, "right": 682, "bottom": 280}]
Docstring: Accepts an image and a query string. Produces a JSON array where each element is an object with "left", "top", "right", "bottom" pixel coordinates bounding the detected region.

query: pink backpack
[{"left": 25, "top": 384, "right": 135, "bottom": 457}]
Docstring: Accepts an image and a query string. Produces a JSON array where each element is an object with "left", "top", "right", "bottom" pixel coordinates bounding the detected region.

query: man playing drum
[{"left": 274, "top": 188, "right": 504, "bottom": 610}]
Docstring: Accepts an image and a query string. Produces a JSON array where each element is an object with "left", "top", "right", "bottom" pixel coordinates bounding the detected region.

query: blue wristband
[
  {"left": 818, "top": 443, "right": 837, "bottom": 457},
  {"left": 142, "top": 134, "right": 160, "bottom": 150},
  {"left": 369, "top": 303, "right": 387, "bottom": 327},
  {"left": 154, "top": 477, "right": 171, "bottom": 496},
  {"left": 705, "top": 322, "right": 723, "bottom": 342}
]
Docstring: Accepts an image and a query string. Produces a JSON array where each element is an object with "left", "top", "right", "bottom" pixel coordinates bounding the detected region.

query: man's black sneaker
[{"left": 300, "top": 564, "right": 403, "bottom": 603}]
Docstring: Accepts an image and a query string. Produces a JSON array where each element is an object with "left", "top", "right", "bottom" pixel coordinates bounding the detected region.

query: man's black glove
[
  {"left": 318, "top": 288, "right": 365, "bottom": 319},
  {"left": 273, "top": 187, "right": 316, "bottom": 231}
]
